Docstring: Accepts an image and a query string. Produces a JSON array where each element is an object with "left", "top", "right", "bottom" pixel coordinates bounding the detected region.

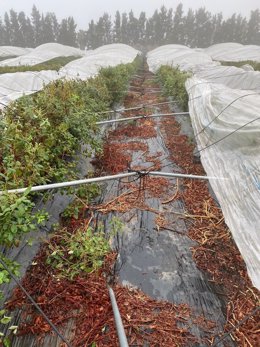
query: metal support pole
[{"left": 108, "top": 286, "right": 129, "bottom": 347}]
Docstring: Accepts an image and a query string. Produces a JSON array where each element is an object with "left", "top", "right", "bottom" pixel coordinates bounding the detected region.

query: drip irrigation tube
[
  {"left": 0, "top": 171, "right": 225, "bottom": 195},
  {"left": 108, "top": 287, "right": 129, "bottom": 347},
  {"left": 96, "top": 112, "right": 190, "bottom": 125}
]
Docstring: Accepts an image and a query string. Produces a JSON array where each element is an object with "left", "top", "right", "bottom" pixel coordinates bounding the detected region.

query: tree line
[
  {"left": 0, "top": 3, "right": 259, "bottom": 50},
  {"left": 0, "top": 5, "right": 77, "bottom": 48}
]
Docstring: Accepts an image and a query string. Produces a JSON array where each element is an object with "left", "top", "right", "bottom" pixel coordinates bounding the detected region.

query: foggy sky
[{"left": 0, "top": 0, "right": 259, "bottom": 29}]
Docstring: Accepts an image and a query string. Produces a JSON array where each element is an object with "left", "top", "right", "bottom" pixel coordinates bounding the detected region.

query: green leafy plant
[
  {"left": 0, "top": 58, "right": 141, "bottom": 190},
  {"left": 46, "top": 217, "right": 124, "bottom": 279},
  {"left": 0, "top": 189, "right": 48, "bottom": 247},
  {"left": 99, "top": 63, "right": 136, "bottom": 104},
  {"left": 0, "top": 188, "right": 48, "bottom": 289},
  {"left": 109, "top": 216, "right": 124, "bottom": 237},
  {"left": 0, "top": 309, "right": 18, "bottom": 347},
  {"left": 0, "top": 257, "right": 19, "bottom": 288},
  {"left": 62, "top": 183, "right": 101, "bottom": 219},
  {"left": 0, "top": 57, "right": 140, "bottom": 294},
  {"left": 156, "top": 65, "right": 190, "bottom": 111},
  {"left": 47, "top": 226, "right": 110, "bottom": 279}
]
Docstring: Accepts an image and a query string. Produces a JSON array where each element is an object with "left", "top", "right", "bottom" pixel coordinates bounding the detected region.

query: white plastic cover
[
  {"left": 0, "top": 43, "right": 139, "bottom": 108},
  {"left": 148, "top": 44, "right": 213, "bottom": 73},
  {"left": 187, "top": 81, "right": 260, "bottom": 290},
  {"left": 147, "top": 44, "right": 260, "bottom": 289},
  {"left": 0, "top": 70, "right": 59, "bottom": 107},
  {"left": 193, "top": 65, "right": 260, "bottom": 90},
  {"left": 0, "top": 43, "right": 84, "bottom": 67},
  {"left": 204, "top": 43, "right": 260, "bottom": 62},
  {"left": 60, "top": 44, "right": 140, "bottom": 80},
  {"left": 0, "top": 46, "right": 32, "bottom": 58}
]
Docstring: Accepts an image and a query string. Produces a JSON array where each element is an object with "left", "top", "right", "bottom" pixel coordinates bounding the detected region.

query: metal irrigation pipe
[
  {"left": 148, "top": 171, "right": 227, "bottom": 181},
  {"left": 96, "top": 112, "right": 190, "bottom": 125},
  {"left": 0, "top": 171, "right": 226, "bottom": 196},
  {"left": 96, "top": 101, "right": 177, "bottom": 115},
  {"left": 108, "top": 287, "right": 129, "bottom": 347},
  {"left": 0, "top": 172, "right": 137, "bottom": 195},
  {"left": 97, "top": 106, "right": 142, "bottom": 114}
]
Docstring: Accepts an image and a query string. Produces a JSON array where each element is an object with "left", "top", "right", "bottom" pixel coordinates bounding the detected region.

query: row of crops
[{"left": 0, "top": 54, "right": 141, "bottom": 298}]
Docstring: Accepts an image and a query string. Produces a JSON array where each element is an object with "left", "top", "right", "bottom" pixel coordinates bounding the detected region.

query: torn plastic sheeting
[{"left": 186, "top": 78, "right": 260, "bottom": 289}]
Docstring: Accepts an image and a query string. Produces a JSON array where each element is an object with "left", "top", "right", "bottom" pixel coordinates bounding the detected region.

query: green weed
[{"left": 47, "top": 226, "right": 110, "bottom": 279}]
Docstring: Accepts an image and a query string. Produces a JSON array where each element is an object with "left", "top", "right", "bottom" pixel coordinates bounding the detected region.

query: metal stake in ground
[{"left": 108, "top": 286, "right": 129, "bottom": 347}]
